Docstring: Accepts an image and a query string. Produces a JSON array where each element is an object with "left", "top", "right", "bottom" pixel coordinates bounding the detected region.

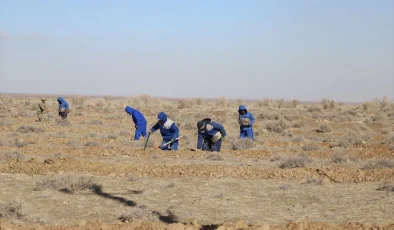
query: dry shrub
[
  {"left": 16, "top": 125, "right": 44, "bottom": 133},
  {"left": 307, "top": 105, "right": 322, "bottom": 113},
  {"left": 215, "top": 97, "right": 229, "bottom": 107},
  {"left": 231, "top": 138, "right": 256, "bottom": 150},
  {"left": 177, "top": 100, "right": 190, "bottom": 109},
  {"left": 165, "top": 183, "right": 175, "bottom": 188},
  {"left": 89, "top": 120, "right": 104, "bottom": 125},
  {"left": 362, "top": 159, "right": 394, "bottom": 169},
  {"left": 56, "top": 119, "right": 71, "bottom": 126},
  {"left": 0, "top": 202, "right": 23, "bottom": 220},
  {"left": 330, "top": 153, "right": 357, "bottom": 164},
  {"left": 321, "top": 98, "right": 335, "bottom": 110},
  {"left": 316, "top": 124, "right": 332, "bottom": 133},
  {"left": 279, "top": 154, "right": 311, "bottom": 168},
  {"left": 119, "top": 205, "right": 159, "bottom": 222},
  {"left": 206, "top": 154, "right": 224, "bottom": 161},
  {"left": 35, "top": 175, "right": 94, "bottom": 193},
  {"left": 302, "top": 143, "right": 320, "bottom": 151},
  {"left": 14, "top": 138, "right": 32, "bottom": 148},
  {"left": 266, "top": 120, "right": 290, "bottom": 133},
  {"left": 305, "top": 177, "right": 324, "bottom": 186},
  {"left": 377, "top": 182, "right": 394, "bottom": 192},
  {"left": 70, "top": 96, "right": 86, "bottom": 107},
  {"left": 292, "top": 99, "right": 300, "bottom": 108},
  {"left": 85, "top": 141, "right": 98, "bottom": 147},
  {"left": 0, "top": 152, "right": 25, "bottom": 161}
]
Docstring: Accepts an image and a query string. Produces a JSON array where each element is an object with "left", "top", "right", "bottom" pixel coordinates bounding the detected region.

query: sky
[{"left": 0, "top": 0, "right": 393, "bottom": 102}]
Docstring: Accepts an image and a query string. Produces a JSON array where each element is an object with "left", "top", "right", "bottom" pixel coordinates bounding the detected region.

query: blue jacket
[
  {"left": 197, "top": 119, "right": 226, "bottom": 149},
  {"left": 125, "top": 106, "right": 147, "bottom": 126},
  {"left": 57, "top": 97, "right": 69, "bottom": 110},
  {"left": 238, "top": 105, "right": 255, "bottom": 130},
  {"left": 150, "top": 112, "right": 179, "bottom": 141}
]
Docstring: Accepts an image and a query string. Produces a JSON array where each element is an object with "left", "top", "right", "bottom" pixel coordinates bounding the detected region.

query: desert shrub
[
  {"left": 107, "top": 134, "right": 118, "bottom": 140},
  {"left": 305, "top": 177, "right": 324, "bottom": 186},
  {"left": 0, "top": 152, "right": 25, "bottom": 161},
  {"left": 215, "top": 97, "right": 229, "bottom": 107},
  {"left": 56, "top": 119, "right": 71, "bottom": 126},
  {"left": 362, "top": 159, "right": 394, "bottom": 169},
  {"left": 302, "top": 143, "right": 320, "bottom": 151},
  {"left": 307, "top": 105, "right": 322, "bottom": 113},
  {"left": 377, "top": 182, "right": 394, "bottom": 192},
  {"left": 119, "top": 205, "right": 159, "bottom": 222},
  {"left": 279, "top": 154, "right": 311, "bottom": 168},
  {"left": 14, "top": 138, "right": 30, "bottom": 148},
  {"left": 371, "top": 113, "right": 388, "bottom": 122},
  {"left": 195, "top": 98, "right": 203, "bottom": 106},
  {"left": 316, "top": 124, "right": 332, "bottom": 133},
  {"left": 35, "top": 175, "right": 94, "bottom": 193},
  {"left": 70, "top": 96, "right": 86, "bottom": 107},
  {"left": 321, "top": 98, "right": 335, "bottom": 110},
  {"left": 231, "top": 138, "right": 256, "bottom": 150},
  {"left": 16, "top": 125, "right": 44, "bottom": 133},
  {"left": 89, "top": 120, "right": 104, "bottom": 125},
  {"left": 292, "top": 99, "right": 300, "bottom": 108},
  {"left": 206, "top": 154, "right": 224, "bottom": 161},
  {"left": 0, "top": 202, "right": 23, "bottom": 220},
  {"left": 177, "top": 100, "right": 191, "bottom": 109},
  {"left": 331, "top": 153, "right": 349, "bottom": 164},
  {"left": 165, "top": 183, "right": 175, "bottom": 188},
  {"left": 85, "top": 141, "right": 98, "bottom": 147},
  {"left": 279, "top": 184, "right": 293, "bottom": 190},
  {"left": 266, "top": 120, "right": 290, "bottom": 133}
]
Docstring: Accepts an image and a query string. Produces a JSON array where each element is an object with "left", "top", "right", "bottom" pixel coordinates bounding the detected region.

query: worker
[
  {"left": 149, "top": 112, "right": 179, "bottom": 150},
  {"left": 57, "top": 97, "right": 69, "bottom": 119},
  {"left": 197, "top": 118, "right": 226, "bottom": 152},
  {"left": 36, "top": 97, "right": 49, "bottom": 122},
  {"left": 125, "top": 106, "right": 147, "bottom": 140},
  {"left": 238, "top": 105, "right": 255, "bottom": 140}
]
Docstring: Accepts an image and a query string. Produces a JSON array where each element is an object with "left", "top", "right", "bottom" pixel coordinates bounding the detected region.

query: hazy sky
[{"left": 0, "top": 0, "right": 393, "bottom": 102}]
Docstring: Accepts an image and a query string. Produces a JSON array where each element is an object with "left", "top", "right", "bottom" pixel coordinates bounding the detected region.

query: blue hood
[
  {"left": 158, "top": 112, "right": 167, "bottom": 122},
  {"left": 57, "top": 97, "right": 65, "bottom": 104},
  {"left": 239, "top": 105, "right": 247, "bottom": 111},
  {"left": 125, "top": 106, "right": 134, "bottom": 115}
]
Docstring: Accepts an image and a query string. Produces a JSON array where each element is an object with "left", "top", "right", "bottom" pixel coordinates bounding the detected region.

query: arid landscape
[{"left": 0, "top": 95, "right": 393, "bottom": 230}]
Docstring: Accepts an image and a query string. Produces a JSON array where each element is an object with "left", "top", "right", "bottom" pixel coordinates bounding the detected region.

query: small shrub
[
  {"left": 331, "top": 153, "right": 348, "bottom": 164},
  {"left": 231, "top": 138, "right": 256, "bottom": 150},
  {"left": 362, "top": 159, "right": 394, "bottom": 169},
  {"left": 206, "top": 154, "right": 224, "bottom": 161},
  {"left": 165, "top": 183, "right": 175, "bottom": 188},
  {"left": 279, "top": 154, "right": 311, "bottom": 168},
  {"left": 307, "top": 105, "right": 322, "bottom": 113},
  {"left": 16, "top": 125, "right": 44, "bottom": 133},
  {"left": 119, "top": 205, "right": 159, "bottom": 222},
  {"left": 305, "top": 177, "right": 324, "bottom": 186},
  {"left": 85, "top": 141, "right": 98, "bottom": 147},
  {"left": 316, "top": 124, "right": 331, "bottom": 133},
  {"left": 279, "top": 184, "right": 293, "bottom": 190},
  {"left": 0, "top": 202, "right": 23, "bottom": 220},
  {"left": 89, "top": 120, "right": 104, "bottom": 125},
  {"left": 14, "top": 138, "right": 28, "bottom": 148},
  {"left": 0, "top": 152, "right": 25, "bottom": 161},
  {"left": 377, "top": 182, "right": 394, "bottom": 192},
  {"left": 302, "top": 144, "right": 320, "bottom": 151},
  {"left": 266, "top": 120, "right": 290, "bottom": 133},
  {"left": 107, "top": 134, "right": 118, "bottom": 140},
  {"left": 215, "top": 97, "right": 229, "bottom": 107},
  {"left": 292, "top": 99, "right": 299, "bottom": 108},
  {"left": 35, "top": 175, "right": 94, "bottom": 193},
  {"left": 70, "top": 96, "right": 86, "bottom": 107},
  {"left": 56, "top": 119, "right": 71, "bottom": 126},
  {"left": 321, "top": 98, "right": 335, "bottom": 110}
]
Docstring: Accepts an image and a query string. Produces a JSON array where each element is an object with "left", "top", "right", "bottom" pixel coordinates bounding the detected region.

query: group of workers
[
  {"left": 35, "top": 97, "right": 255, "bottom": 152},
  {"left": 125, "top": 105, "right": 255, "bottom": 152}
]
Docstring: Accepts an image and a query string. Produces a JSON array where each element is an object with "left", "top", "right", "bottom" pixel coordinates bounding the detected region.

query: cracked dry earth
[{"left": 0, "top": 95, "right": 393, "bottom": 230}]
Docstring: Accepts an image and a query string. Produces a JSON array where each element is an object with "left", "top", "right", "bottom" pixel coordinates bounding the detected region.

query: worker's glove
[
  {"left": 219, "top": 136, "right": 225, "bottom": 142},
  {"left": 148, "top": 130, "right": 152, "bottom": 135}
]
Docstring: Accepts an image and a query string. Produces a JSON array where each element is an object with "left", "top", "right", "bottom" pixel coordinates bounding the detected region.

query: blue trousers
[
  {"left": 160, "top": 139, "right": 178, "bottom": 151},
  {"left": 202, "top": 140, "right": 222, "bottom": 152},
  {"left": 135, "top": 123, "right": 147, "bottom": 140},
  {"left": 240, "top": 128, "right": 254, "bottom": 140}
]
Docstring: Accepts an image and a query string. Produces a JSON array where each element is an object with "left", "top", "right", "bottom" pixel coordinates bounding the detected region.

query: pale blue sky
[{"left": 0, "top": 0, "right": 393, "bottom": 102}]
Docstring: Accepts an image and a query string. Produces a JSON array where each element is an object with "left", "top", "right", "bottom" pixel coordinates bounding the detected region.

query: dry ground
[{"left": 0, "top": 95, "right": 393, "bottom": 230}]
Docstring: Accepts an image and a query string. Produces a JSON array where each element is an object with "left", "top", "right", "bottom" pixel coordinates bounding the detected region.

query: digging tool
[
  {"left": 156, "top": 136, "right": 183, "bottom": 149},
  {"left": 143, "top": 133, "right": 151, "bottom": 150}
]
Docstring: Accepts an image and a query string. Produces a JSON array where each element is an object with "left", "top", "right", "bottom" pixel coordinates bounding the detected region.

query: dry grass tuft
[
  {"left": 305, "top": 177, "right": 324, "bottom": 186},
  {"left": 16, "top": 125, "right": 44, "bottom": 133},
  {"left": 321, "top": 98, "right": 335, "bottom": 110},
  {"left": 316, "top": 124, "right": 332, "bottom": 133},
  {"left": 35, "top": 175, "right": 94, "bottom": 193},
  {"left": 377, "top": 182, "right": 394, "bottom": 192},
  {"left": 118, "top": 205, "right": 159, "bottom": 222},
  {"left": 266, "top": 120, "right": 290, "bottom": 133},
  {"left": 231, "top": 138, "right": 256, "bottom": 150},
  {"left": 302, "top": 143, "right": 320, "bottom": 151},
  {"left": 0, "top": 152, "right": 25, "bottom": 161},
  {"left": 362, "top": 159, "right": 394, "bottom": 169},
  {"left": 279, "top": 154, "right": 311, "bottom": 168},
  {"left": 206, "top": 154, "right": 224, "bottom": 161},
  {"left": 56, "top": 119, "right": 71, "bottom": 126},
  {"left": 0, "top": 201, "right": 24, "bottom": 220}
]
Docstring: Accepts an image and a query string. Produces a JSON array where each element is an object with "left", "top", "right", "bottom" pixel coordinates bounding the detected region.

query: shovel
[
  {"left": 143, "top": 133, "right": 151, "bottom": 150},
  {"left": 156, "top": 136, "right": 183, "bottom": 149}
]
